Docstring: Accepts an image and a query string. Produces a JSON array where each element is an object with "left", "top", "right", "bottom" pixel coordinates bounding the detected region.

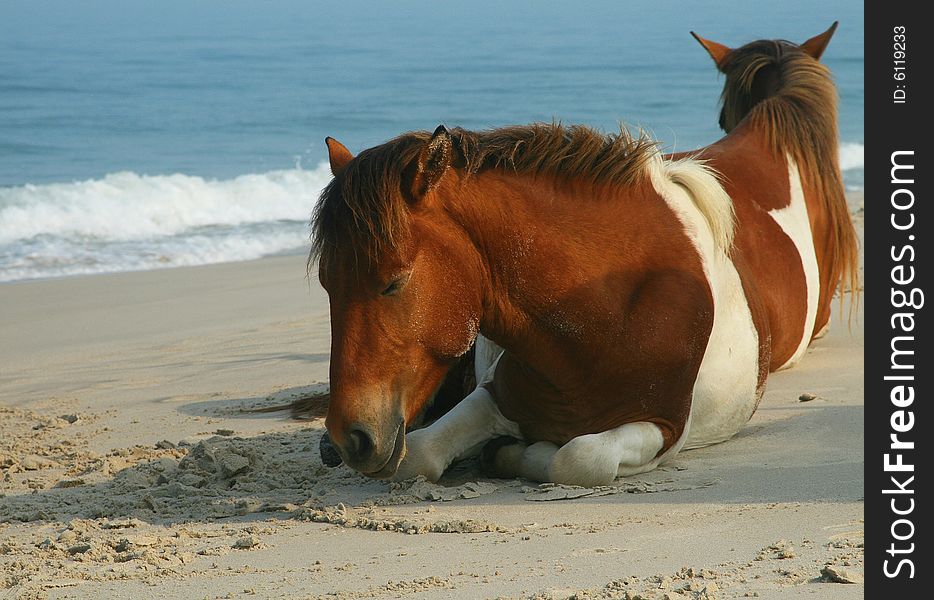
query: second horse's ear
[
  {"left": 691, "top": 31, "right": 733, "bottom": 70},
  {"left": 325, "top": 137, "right": 354, "bottom": 176},
  {"left": 800, "top": 21, "right": 839, "bottom": 61},
  {"left": 406, "top": 125, "right": 453, "bottom": 202}
]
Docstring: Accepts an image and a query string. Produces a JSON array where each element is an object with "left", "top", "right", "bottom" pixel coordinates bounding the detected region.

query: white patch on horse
[
  {"left": 769, "top": 158, "right": 820, "bottom": 370},
  {"left": 649, "top": 153, "right": 761, "bottom": 450}
]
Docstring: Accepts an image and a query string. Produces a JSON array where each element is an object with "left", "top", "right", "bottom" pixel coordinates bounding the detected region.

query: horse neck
[
  {"left": 440, "top": 171, "right": 556, "bottom": 341},
  {"left": 438, "top": 169, "right": 661, "bottom": 373}
]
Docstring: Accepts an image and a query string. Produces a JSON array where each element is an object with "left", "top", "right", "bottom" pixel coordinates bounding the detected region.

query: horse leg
[
  {"left": 484, "top": 422, "right": 666, "bottom": 487},
  {"left": 393, "top": 385, "right": 521, "bottom": 482},
  {"left": 392, "top": 335, "right": 514, "bottom": 482}
]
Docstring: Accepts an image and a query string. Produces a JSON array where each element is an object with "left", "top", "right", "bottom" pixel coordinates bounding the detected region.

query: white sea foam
[
  {"left": 839, "top": 142, "right": 864, "bottom": 171},
  {"left": 0, "top": 164, "right": 332, "bottom": 244},
  {"left": 0, "top": 164, "right": 333, "bottom": 282}
]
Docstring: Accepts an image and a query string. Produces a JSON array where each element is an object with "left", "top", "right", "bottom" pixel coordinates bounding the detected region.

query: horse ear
[
  {"left": 325, "top": 137, "right": 354, "bottom": 176},
  {"left": 800, "top": 21, "right": 839, "bottom": 60},
  {"left": 691, "top": 32, "right": 732, "bottom": 69},
  {"left": 410, "top": 125, "right": 453, "bottom": 200}
]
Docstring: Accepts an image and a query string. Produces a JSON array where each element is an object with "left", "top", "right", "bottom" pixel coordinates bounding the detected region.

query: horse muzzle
[{"left": 329, "top": 417, "right": 406, "bottom": 479}]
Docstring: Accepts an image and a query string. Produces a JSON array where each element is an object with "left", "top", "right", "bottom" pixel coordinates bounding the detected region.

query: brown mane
[
  {"left": 718, "top": 39, "right": 860, "bottom": 307},
  {"left": 310, "top": 123, "right": 657, "bottom": 268}
]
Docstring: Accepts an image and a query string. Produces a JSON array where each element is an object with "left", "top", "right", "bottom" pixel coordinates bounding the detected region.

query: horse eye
[{"left": 381, "top": 277, "right": 405, "bottom": 296}]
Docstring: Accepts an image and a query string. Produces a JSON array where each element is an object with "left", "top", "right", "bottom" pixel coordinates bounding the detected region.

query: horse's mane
[
  {"left": 719, "top": 39, "right": 860, "bottom": 305},
  {"left": 311, "top": 123, "right": 658, "bottom": 267}
]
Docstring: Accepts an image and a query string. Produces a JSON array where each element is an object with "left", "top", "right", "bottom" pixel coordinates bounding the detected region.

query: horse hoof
[
  {"left": 480, "top": 436, "right": 523, "bottom": 477},
  {"left": 319, "top": 432, "right": 343, "bottom": 468}
]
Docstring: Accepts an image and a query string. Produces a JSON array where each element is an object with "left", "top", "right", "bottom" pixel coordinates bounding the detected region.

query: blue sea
[{"left": 0, "top": 0, "right": 863, "bottom": 282}]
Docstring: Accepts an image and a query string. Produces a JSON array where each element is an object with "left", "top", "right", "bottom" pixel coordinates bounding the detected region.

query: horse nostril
[{"left": 347, "top": 424, "right": 375, "bottom": 462}]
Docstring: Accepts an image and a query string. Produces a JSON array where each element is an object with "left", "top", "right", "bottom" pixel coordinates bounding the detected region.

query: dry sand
[{"left": 0, "top": 194, "right": 864, "bottom": 599}]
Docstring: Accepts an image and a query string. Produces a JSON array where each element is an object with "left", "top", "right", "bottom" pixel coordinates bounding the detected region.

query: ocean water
[{"left": 0, "top": 0, "right": 863, "bottom": 282}]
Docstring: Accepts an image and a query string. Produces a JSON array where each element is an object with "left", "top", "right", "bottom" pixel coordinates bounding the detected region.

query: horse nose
[{"left": 344, "top": 423, "right": 375, "bottom": 465}]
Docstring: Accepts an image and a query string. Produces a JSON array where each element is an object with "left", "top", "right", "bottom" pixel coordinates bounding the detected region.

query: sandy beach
[{"left": 0, "top": 193, "right": 864, "bottom": 600}]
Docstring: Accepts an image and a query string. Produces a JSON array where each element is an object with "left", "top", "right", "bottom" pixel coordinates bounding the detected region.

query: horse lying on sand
[{"left": 312, "top": 23, "right": 858, "bottom": 487}]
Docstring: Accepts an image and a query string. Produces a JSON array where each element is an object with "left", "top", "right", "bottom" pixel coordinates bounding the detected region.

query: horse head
[
  {"left": 690, "top": 22, "right": 839, "bottom": 132},
  {"left": 313, "top": 127, "right": 486, "bottom": 478}
]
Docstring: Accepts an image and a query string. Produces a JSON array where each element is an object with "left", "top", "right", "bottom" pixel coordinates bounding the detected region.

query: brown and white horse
[{"left": 312, "top": 23, "right": 858, "bottom": 486}]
